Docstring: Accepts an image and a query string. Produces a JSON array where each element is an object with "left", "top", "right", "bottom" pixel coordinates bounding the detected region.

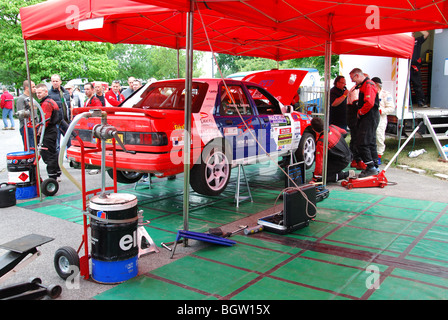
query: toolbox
[
  {"left": 258, "top": 184, "right": 316, "bottom": 235},
  {"left": 0, "top": 183, "right": 16, "bottom": 208}
]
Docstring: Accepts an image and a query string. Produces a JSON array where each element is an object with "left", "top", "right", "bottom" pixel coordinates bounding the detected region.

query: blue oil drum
[
  {"left": 89, "top": 193, "right": 139, "bottom": 284},
  {"left": 6, "top": 151, "right": 37, "bottom": 200}
]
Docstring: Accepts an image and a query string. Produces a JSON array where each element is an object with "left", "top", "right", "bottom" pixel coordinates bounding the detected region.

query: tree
[
  {"left": 0, "top": 0, "right": 118, "bottom": 88},
  {"left": 108, "top": 44, "right": 203, "bottom": 82},
  {"left": 215, "top": 53, "right": 339, "bottom": 80},
  {"left": 284, "top": 55, "right": 340, "bottom": 81},
  {"left": 235, "top": 57, "right": 279, "bottom": 73},
  {"left": 214, "top": 55, "right": 252, "bottom": 77}
]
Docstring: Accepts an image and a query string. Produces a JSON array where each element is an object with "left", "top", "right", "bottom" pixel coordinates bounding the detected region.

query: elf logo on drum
[{"left": 119, "top": 231, "right": 137, "bottom": 251}]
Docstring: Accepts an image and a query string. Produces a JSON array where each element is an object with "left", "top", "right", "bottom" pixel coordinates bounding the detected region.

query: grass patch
[
  {"left": 382, "top": 137, "right": 448, "bottom": 175},
  {"left": 344, "top": 135, "right": 448, "bottom": 176}
]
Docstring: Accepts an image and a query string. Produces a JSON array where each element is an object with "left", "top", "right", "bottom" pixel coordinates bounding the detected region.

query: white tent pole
[
  {"left": 183, "top": 0, "right": 194, "bottom": 235},
  {"left": 322, "top": 40, "right": 332, "bottom": 186},
  {"left": 396, "top": 59, "right": 412, "bottom": 163},
  {"left": 23, "top": 39, "right": 42, "bottom": 202}
]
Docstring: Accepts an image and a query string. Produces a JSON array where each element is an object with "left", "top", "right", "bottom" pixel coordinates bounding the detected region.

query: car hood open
[{"left": 242, "top": 69, "right": 308, "bottom": 106}]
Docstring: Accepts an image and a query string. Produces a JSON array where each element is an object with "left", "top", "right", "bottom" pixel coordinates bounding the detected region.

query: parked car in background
[{"left": 67, "top": 70, "right": 316, "bottom": 196}]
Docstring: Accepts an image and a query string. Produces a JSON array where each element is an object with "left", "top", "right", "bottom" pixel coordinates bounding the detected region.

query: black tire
[
  {"left": 295, "top": 131, "right": 316, "bottom": 170},
  {"left": 54, "top": 246, "right": 80, "bottom": 280},
  {"left": 106, "top": 169, "right": 144, "bottom": 184},
  {"left": 41, "top": 178, "right": 59, "bottom": 196},
  {"left": 190, "top": 141, "right": 232, "bottom": 196}
]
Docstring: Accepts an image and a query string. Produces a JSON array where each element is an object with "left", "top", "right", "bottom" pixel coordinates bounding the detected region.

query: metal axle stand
[
  {"left": 234, "top": 164, "right": 253, "bottom": 207},
  {"left": 137, "top": 211, "right": 159, "bottom": 257},
  {"left": 134, "top": 174, "right": 152, "bottom": 190}
]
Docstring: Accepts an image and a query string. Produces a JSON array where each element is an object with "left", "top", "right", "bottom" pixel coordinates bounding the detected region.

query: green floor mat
[{"left": 15, "top": 163, "right": 448, "bottom": 300}]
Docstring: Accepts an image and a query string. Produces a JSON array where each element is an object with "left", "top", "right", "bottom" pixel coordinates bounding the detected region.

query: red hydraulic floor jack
[{"left": 341, "top": 122, "right": 423, "bottom": 189}]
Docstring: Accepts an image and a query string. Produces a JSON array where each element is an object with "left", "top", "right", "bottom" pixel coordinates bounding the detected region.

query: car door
[
  {"left": 246, "top": 84, "right": 293, "bottom": 155},
  {"left": 214, "top": 82, "right": 262, "bottom": 162}
]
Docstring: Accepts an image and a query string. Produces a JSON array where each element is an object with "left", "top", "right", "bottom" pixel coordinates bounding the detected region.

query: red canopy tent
[
  {"left": 137, "top": 0, "right": 448, "bottom": 40},
  {"left": 20, "top": 0, "right": 415, "bottom": 60}
]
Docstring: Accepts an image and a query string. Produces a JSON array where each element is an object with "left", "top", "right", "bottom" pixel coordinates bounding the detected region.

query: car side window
[
  {"left": 138, "top": 82, "right": 208, "bottom": 113},
  {"left": 247, "top": 85, "right": 282, "bottom": 115},
  {"left": 219, "top": 85, "right": 252, "bottom": 116}
]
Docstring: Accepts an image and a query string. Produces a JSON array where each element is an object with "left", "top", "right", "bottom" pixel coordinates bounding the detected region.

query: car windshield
[{"left": 136, "top": 81, "right": 208, "bottom": 113}]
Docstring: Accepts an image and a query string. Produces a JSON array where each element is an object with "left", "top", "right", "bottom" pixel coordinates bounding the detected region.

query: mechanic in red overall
[
  {"left": 349, "top": 68, "right": 380, "bottom": 178},
  {"left": 310, "top": 117, "right": 353, "bottom": 183},
  {"left": 35, "top": 83, "right": 62, "bottom": 181}
]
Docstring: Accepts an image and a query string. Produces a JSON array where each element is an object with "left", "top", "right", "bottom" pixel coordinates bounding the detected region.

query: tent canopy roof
[
  {"left": 20, "top": 0, "right": 416, "bottom": 60},
  {"left": 139, "top": 0, "right": 448, "bottom": 40}
]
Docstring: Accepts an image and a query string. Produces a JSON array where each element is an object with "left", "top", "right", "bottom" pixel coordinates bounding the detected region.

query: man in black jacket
[
  {"left": 410, "top": 31, "right": 429, "bottom": 108},
  {"left": 48, "top": 74, "right": 71, "bottom": 152},
  {"left": 329, "top": 75, "right": 349, "bottom": 130},
  {"left": 36, "top": 84, "right": 62, "bottom": 181}
]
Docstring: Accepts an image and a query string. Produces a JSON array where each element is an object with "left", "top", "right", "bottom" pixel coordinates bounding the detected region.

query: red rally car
[{"left": 67, "top": 70, "right": 316, "bottom": 196}]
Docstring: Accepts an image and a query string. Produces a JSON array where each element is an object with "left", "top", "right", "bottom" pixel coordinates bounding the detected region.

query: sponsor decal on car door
[
  {"left": 246, "top": 84, "right": 293, "bottom": 154},
  {"left": 265, "top": 114, "right": 293, "bottom": 152}
]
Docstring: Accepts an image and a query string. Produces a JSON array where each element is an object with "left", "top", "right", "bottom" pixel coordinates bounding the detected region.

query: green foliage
[
  {"left": 235, "top": 58, "right": 279, "bottom": 73},
  {"left": 285, "top": 55, "right": 340, "bottom": 80},
  {"left": 215, "top": 53, "right": 339, "bottom": 80},
  {"left": 108, "top": 44, "right": 203, "bottom": 82},
  {"left": 0, "top": 0, "right": 117, "bottom": 87},
  {"left": 25, "top": 40, "right": 118, "bottom": 83},
  {"left": 214, "top": 55, "right": 279, "bottom": 77}
]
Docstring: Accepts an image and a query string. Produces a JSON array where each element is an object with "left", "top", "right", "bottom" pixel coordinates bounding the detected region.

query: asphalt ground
[{"left": 1, "top": 118, "right": 447, "bottom": 300}]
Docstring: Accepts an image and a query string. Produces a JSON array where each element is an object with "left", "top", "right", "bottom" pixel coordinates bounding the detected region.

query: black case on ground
[
  {"left": 0, "top": 183, "right": 16, "bottom": 208},
  {"left": 258, "top": 184, "right": 316, "bottom": 235}
]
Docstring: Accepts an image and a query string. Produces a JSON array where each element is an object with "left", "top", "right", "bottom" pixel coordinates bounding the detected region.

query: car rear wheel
[
  {"left": 295, "top": 131, "right": 316, "bottom": 170},
  {"left": 106, "top": 169, "right": 144, "bottom": 184},
  {"left": 190, "top": 142, "right": 232, "bottom": 196}
]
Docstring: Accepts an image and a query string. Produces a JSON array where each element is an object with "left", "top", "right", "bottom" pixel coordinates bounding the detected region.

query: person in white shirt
[{"left": 371, "top": 77, "right": 395, "bottom": 165}]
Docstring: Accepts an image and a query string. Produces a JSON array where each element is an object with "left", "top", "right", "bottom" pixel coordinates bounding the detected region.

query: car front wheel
[{"left": 296, "top": 131, "right": 316, "bottom": 170}]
